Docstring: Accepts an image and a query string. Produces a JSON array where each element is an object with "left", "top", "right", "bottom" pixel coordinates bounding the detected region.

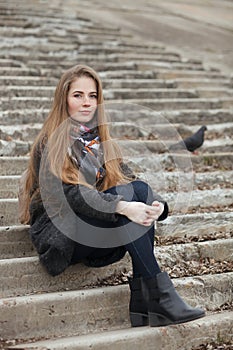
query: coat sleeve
[
  {"left": 152, "top": 192, "right": 169, "bottom": 221},
  {"left": 62, "top": 183, "right": 123, "bottom": 222}
]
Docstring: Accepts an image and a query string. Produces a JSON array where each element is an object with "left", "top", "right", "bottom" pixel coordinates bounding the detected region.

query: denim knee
[
  {"left": 130, "top": 180, "right": 154, "bottom": 204},
  {"left": 105, "top": 180, "right": 154, "bottom": 204}
]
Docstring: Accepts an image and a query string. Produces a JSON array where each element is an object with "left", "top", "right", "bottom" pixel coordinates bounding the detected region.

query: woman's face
[{"left": 67, "top": 76, "right": 98, "bottom": 124}]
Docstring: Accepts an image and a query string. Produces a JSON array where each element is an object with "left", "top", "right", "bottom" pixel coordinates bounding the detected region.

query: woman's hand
[{"left": 116, "top": 200, "right": 164, "bottom": 226}]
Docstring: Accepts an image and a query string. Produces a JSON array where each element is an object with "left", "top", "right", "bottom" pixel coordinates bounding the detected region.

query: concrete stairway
[{"left": 0, "top": 1, "right": 232, "bottom": 349}]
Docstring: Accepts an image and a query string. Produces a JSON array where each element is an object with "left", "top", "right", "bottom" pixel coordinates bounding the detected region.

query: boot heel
[
  {"left": 130, "top": 312, "right": 149, "bottom": 327},
  {"left": 148, "top": 312, "right": 172, "bottom": 327}
]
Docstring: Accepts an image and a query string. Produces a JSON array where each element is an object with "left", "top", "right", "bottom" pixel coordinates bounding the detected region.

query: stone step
[
  {"left": 0, "top": 139, "right": 31, "bottom": 156},
  {"left": 0, "top": 157, "right": 28, "bottom": 176},
  {"left": 0, "top": 86, "right": 197, "bottom": 98},
  {"left": 1, "top": 86, "right": 207, "bottom": 99},
  {"left": 0, "top": 225, "right": 35, "bottom": 259},
  {"left": 99, "top": 70, "right": 227, "bottom": 80},
  {"left": 196, "top": 87, "right": 233, "bottom": 98},
  {"left": 0, "top": 75, "right": 58, "bottom": 86},
  {"left": 8, "top": 311, "right": 233, "bottom": 350},
  {"left": 140, "top": 121, "right": 233, "bottom": 141},
  {"left": 0, "top": 67, "right": 41, "bottom": 76},
  {"left": 102, "top": 78, "right": 232, "bottom": 89},
  {"left": 0, "top": 109, "right": 49, "bottom": 125},
  {"left": 138, "top": 170, "right": 233, "bottom": 192},
  {"left": 0, "top": 51, "right": 184, "bottom": 63},
  {"left": 1, "top": 108, "right": 233, "bottom": 126},
  {"left": 0, "top": 25, "right": 123, "bottom": 37},
  {"left": 1, "top": 137, "right": 233, "bottom": 156},
  {"left": 1, "top": 121, "right": 233, "bottom": 143},
  {"left": 1, "top": 96, "right": 233, "bottom": 111},
  {"left": 1, "top": 152, "right": 233, "bottom": 177},
  {"left": 119, "top": 139, "right": 233, "bottom": 156},
  {"left": 106, "top": 108, "right": 233, "bottom": 125},
  {"left": 23, "top": 50, "right": 183, "bottom": 62},
  {"left": 0, "top": 122, "right": 230, "bottom": 146},
  {"left": 136, "top": 61, "right": 205, "bottom": 71},
  {"left": 106, "top": 88, "right": 233, "bottom": 100},
  {"left": 157, "top": 211, "right": 233, "bottom": 238},
  {"left": 163, "top": 152, "right": 233, "bottom": 172},
  {"left": 0, "top": 8, "right": 84, "bottom": 18},
  {"left": 108, "top": 97, "right": 233, "bottom": 110},
  {"left": 80, "top": 40, "right": 166, "bottom": 50},
  {"left": 0, "top": 237, "right": 232, "bottom": 298},
  {"left": 25, "top": 59, "right": 204, "bottom": 72},
  {"left": 0, "top": 175, "right": 20, "bottom": 198},
  {"left": 1, "top": 211, "right": 232, "bottom": 259},
  {"left": 6, "top": 64, "right": 213, "bottom": 79},
  {"left": 0, "top": 40, "right": 78, "bottom": 53},
  {"left": 1, "top": 169, "right": 233, "bottom": 198},
  {"left": 76, "top": 43, "right": 168, "bottom": 54},
  {"left": 162, "top": 188, "right": 233, "bottom": 214},
  {"left": 0, "top": 42, "right": 168, "bottom": 55},
  {"left": 0, "top": 11, "right": 115, "bottom": 30},
  {"left": 0, "top": 85, "right": 55, "bottom": 98},
  {"left": 0, "top": 273, "right": 231, "bottom": 341},
  {"left": 0, "top": 58, "right": 22, "bottom": 67},
  {"left": 1, "top": 76, "right": 172, "bottom": 88},
  {"left": 0, "top": 123, "right": 42, "bottom": 142},
  {"left": 1, "top": 188, "right": 233, "bottom": 226},
  {"left": 2, "top": 85, "right": 233, "bottom": 100},
  {"left": 0, "top": 62, "right": 139, "bottom": 75},
  {"left": 0, "top": 253, "right": 130, "bottom": 298}
]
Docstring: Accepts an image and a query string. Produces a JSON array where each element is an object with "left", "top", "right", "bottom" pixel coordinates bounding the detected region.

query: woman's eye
[
  {"left": 74, "top": 94, "right": 82, "bottom": 98},
  {"left": 90, "top": 94, "right": 97, "bottom": 99}
]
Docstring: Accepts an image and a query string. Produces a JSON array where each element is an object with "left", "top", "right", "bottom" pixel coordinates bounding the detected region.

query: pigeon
[{"left": 169, "top": 125, "right": 207, "bottom": 153}]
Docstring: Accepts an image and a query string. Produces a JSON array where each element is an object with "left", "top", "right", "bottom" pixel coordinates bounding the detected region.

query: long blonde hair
[{"left": 21, "top": 64, "right": 128, "bottom": 224}]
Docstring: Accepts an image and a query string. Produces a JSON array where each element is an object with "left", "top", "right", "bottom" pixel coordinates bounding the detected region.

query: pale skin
[{"left": 67, "top": 76, "right": 165, "bottom": 227}]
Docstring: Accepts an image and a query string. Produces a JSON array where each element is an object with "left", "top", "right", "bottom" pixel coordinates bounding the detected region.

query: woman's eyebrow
[{"left": 72, "top": 90, "right": 97, "bottom": 94}]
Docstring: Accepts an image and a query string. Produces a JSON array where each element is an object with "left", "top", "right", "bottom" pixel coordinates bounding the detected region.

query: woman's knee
[
  {"left": 131, "top": 180, "right": 154, "bottom": 204},
  {"left": 105, "top": 180, "right": 154, "bottom": 204}
]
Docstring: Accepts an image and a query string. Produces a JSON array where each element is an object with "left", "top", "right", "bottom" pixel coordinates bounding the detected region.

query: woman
[{"left": 21, "top": 64, "right": 205, "bottom": 327}]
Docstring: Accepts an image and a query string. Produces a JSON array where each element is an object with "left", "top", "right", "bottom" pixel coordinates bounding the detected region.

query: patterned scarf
[{"left": 69, "top": 120, "right": 106, "bottom": 185}]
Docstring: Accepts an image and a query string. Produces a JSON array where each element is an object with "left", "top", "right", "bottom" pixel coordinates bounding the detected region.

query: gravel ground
[{"left": 192, "top": 341, "right": 233, "bottom": 350}]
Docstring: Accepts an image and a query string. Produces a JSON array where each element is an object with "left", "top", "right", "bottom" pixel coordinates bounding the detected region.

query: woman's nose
[{"left": 82, "top": 95, "right": 91, "bottom": 105}]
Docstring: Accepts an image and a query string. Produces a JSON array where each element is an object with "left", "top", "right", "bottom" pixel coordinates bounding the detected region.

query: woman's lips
[{"left": 80, "top": 110, "right": 92, "bottom": 115}]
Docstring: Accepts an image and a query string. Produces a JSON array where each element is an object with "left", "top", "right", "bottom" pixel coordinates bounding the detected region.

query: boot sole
[
  {"left": 149, "top": 311, "right": 206, "bottom": 327},
  {"left": 130, "top": 312, "right": 149, "bottom": 327}
]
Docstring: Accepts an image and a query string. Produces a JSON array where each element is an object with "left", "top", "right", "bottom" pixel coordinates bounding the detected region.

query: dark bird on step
[{"left": 169, "top": 125, "right": 207, "bottom": 153}]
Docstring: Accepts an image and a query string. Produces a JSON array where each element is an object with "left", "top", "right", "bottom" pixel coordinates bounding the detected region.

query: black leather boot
[
  {"left": 128, "top": 276, "right": 149, "bottom": 327},
  {"left": 144, "top": 272, "right": 205, "bottom": 327}
]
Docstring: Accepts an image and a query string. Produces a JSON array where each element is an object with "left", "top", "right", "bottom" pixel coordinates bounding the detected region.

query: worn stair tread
[
  {"left": 0, "top": 239, "right": 232, "bottom": 298},
  {"left": 1, "top": 121, "right": 233, "bottom": 142},
  {"left": 100, "top": 69, "right": 228, "bottom": 79},
  {"left": 0, "top": 86, "right": 208, "bottom": 97},
  {"left": 1, "top": 211, "right": 232, "bottom": 257},
  {"left": 8, "top": 311, "right": 233, "bottom": 350},
  {"left": 0, "top": 273, "right": 232, "bottom": 341},
  {"left": 3, "top": 86, "right": 232, "bottom": 100},
  {"left": 6, "top": 76, "right": 229, "bottom": 89},
  {"left": 1, "top": 209, "right": 232, "bottom": 245},
  {"left": 1, "top": 108, "right": 233, "bottom": 126},
  {"left": 1, "top": 152, "right": 233, "bottom": 175},
  {"left": 1, "top": 137, "right": 233, "bottom": 156},
  {"left": 1, "top": 170, "right": 233, "bottom": 198},
  {"left": 0, "top": 187, "right": 232, "bottom": 204},
  {"left": 1, "top": 188, "right": 233, "bottom": 226}
]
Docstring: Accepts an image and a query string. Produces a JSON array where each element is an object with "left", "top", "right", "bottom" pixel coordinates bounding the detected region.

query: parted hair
[{"left": 20, "top": 64, "right": 128, "bottom": 224}]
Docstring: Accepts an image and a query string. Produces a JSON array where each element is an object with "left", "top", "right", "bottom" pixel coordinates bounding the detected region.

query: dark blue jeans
[{"left": 71, "top": 180, "right": 161, "bottom": 278}]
